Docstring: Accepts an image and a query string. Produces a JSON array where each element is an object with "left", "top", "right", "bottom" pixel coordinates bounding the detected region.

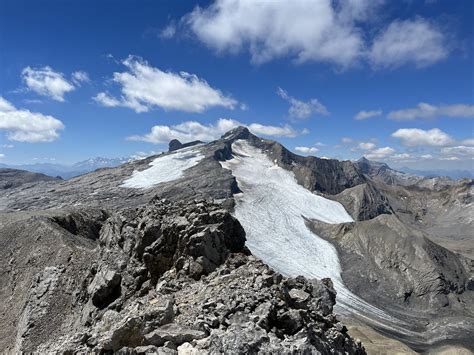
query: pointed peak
[{"left": 221, "top": 126, "right": 251, "bottom": 141}]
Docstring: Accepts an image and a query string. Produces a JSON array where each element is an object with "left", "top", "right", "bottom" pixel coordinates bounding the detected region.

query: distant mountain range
[
  {"left": 0, "top": 157, "right": 129, "bottom": 179},
  {"left": 1, "top": 153, "right": 472, "bottom": 181},
  {"left": 397, "top": 167, "right": 474, "bottom": 180}
]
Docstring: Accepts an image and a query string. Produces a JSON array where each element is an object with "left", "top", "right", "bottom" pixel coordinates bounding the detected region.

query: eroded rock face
[{"left": 4, "top": 199, "right": 364, "bottom": 354}]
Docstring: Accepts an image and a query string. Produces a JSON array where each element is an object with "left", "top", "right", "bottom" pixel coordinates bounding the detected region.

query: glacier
[
  {"left": 221, "top": 140, "right": 401, "bottom": 324},
  {"left": 122, "top": 147, "right": 204, "bottom": 189}
]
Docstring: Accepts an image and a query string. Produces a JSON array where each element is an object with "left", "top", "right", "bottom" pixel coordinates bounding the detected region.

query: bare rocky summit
[{"left": 1, "top": 199, "right": 364, "bottom": 354}]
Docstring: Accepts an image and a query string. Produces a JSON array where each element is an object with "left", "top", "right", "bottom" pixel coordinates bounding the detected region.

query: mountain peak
[{"left": 221, "top": 126, "right": 252, "bottom": 141}]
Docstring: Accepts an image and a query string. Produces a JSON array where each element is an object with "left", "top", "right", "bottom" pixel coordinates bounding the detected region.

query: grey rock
[
  {"left": 88, "top": 269, "right": 122, "bottom": 308},
  {"left": 144, "top": 324, "right": 206, "bottom": 346}
]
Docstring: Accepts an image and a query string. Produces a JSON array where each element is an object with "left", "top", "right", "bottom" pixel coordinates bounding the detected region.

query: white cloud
[
  {"left": 369, "top": 18, "right": 448, "bottom": 68},
  {"left": 277, "top": 87, "right": 329, "bottom": 119},
  {"left": 94, "top": 92, "right": 121, "bottom": 107},
  {"left": 160, "top": 23, "right": 176, "bottom": 39},
  {"left": 440, "top": 156, "right": 460, "bottom": 161},
  {"left": 186, "top": 0, "right": 366, "bottom": 66},
  {"left": 355, "top": 109, "right": 382, "bottom": 120},
  {"left": 248, "top": 123, "right": 302, "bottom": 138},
  {"left": 94, "top": 56, "right": 238, "bottom": 113},
  {"left": 127, "top": 118, "right": 304, "bottom": 144},
  {"left": 2, "top": 144, "right": 14, "bottom": 148},
  {"left": 184, "top": 1, "right": 448, "bottom": 69},
  {"left": 421, "top": 154, "right": 433, "bottom": 159},
  {"left": 22, "top": 66, "right": 75, "bottom": 102},
  {"left": 0, "top": 97, "right": 64, "bottom": 142},
  {"left": 358, "top": 142, "right": 376, "bottom": 150},
  {"left": 71, "top": 71, "right": 90, "bottom": 86},
  {"left": 441, "top": 146, "right": 474, "bottom": 158},
  {"left": 0, "top": 153, "right": 4, "bottom": 158},
  {"left": 341, "top": 137, "right": 354, "bottom": 144},
  {"left": 388, "top": 103, "right": 474, "bottom": 121},
  {"left": 364, "top": 146, "right": 396, "bottom": 160},
  {"left": 461, "top": 138, "right": 474, "bottom": 146},
  {"left": 391, "top": 128, "right": 454, "bottom": 147},
  {"left": 294, "top": 146, "right": 319, "bottom": 154}
]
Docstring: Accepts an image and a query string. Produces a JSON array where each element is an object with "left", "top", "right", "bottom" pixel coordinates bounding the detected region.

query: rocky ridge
[{"left": 2, "top": 199, "right": 365, "bottom": 354}]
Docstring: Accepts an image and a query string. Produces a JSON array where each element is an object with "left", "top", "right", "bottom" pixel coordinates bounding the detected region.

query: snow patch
[
  {"left": 221, "top": 140, "right": 398, "bottom": 323},
  {"left": 122, "top": 147, "right": 204, "bottom": 189}
]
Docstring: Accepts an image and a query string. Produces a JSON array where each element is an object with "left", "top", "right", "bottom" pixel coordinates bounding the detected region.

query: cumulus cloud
[
  {"left": 364, "top": 146, "right": 396, "bottom": 160},
  {"left": 388, "top": 103, "right": 474, "bottom": 121},
  {"left": 0, "top": 97, "right": 64, "bottom": 142},
  {"left": 392, "top": 128, "right": 454, "bottom": 147},
  {"left": 94, "top": 56, "right": 238, "bottom": 113},
  {"left": 277, "top": 88, "right": 329, "bottom": 119},
  {"left": 183, "top": 1, "right": 448, "bottom": 68},
  {"left": 22, "top": 66, "right": 75, "bottom": 102},
  {"left": 186, "top": 0, "right": 366, "bottom": 66},
  {"left": 369, "top": 18, "right": 448, "bottom": 68},
  {"left": 294, "top": 146, "right": 319, "bottom": 154},
  {"left": 341, "top": 137, "right": 354, "bottom": 144},
  {"left": 128, "top": 118, "right": 304, "bottom": 144},
  {"left": 355, "top": 110, "right": 382, "bottom": 120}
]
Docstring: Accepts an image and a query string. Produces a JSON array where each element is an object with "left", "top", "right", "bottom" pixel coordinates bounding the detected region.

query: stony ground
[{"left": 2, "top": 199, "right": 365, "bottom": 354}]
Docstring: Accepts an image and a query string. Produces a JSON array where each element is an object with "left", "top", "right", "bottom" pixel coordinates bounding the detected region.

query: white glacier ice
[
  {"left": 122, "top": 147, "right": 204, "bottom": 189},
  {"left": 221, "top": 140, "right": 400, "bottom": 323}
]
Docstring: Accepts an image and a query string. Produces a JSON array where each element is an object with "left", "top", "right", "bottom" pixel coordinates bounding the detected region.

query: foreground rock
[{"left": 1, "top": 199, "right": 364, "bottom": 354}]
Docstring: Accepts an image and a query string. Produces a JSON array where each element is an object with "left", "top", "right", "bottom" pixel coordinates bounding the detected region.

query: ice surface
[
  {"left": 122, "top": 147, "right": 204, "bottom": 189},
  {"left": 221, "top": 140, "right": 399, "bottom": 323}
]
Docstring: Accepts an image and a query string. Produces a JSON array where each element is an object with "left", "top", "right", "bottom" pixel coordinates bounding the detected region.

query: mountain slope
[
  {"left": 0, "top": 126, "right": 472, "bottom": 352},
  {"left": 0, "top": 168, "right": 60, "bottom": 190}
]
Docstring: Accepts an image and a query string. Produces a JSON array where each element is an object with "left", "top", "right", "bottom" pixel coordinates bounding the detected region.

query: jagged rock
[
  {"left": 168, "top": 139, "right": 203, "bottom": 152},
  {"left": 144, "top": 324, "right": 206, "bottom": 346},
  {"left": 3, "top": 199, "right": 364, "bottom": 354},
  {"left": 88, "top": 269, "right": 122, "bottom": 308}
]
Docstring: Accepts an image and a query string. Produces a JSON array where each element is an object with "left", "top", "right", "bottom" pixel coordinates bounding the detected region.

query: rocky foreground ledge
[{"left": 3, "top": 199, "right": 365, "bottom": 354}]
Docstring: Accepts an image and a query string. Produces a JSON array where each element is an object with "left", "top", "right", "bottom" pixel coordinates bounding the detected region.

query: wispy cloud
[
  {"left": 160, "top": 23, "right": 176, "bottom": 39},
  {"left": 369, "top": 18, "right": 448, "bottom": 68},
  {"left": 277, "top": 87, "right": 329, "bottom": 119},
  {"left": 388, "top": 103, "right": 474, "bottom": 120},
  {"left": 354, "top": 110, "right": 382, "bottom": 120},
  {"left": 71, "top": 71, "right": 91, "bottom": 86},
  {"left": 94, "top": 56, "right": 238, "bottom": 113},
  {"left": 294, "top": 146, "right": 319, "bottom": 155},
  {"left": 127, "top": 118, "right": 305, "bottom": 144}
]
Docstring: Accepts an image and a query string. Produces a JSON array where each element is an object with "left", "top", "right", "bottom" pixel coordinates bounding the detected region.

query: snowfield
[
  {"left": 122, "top": 147, "right": 204, "bottom": 189},
  {"left": 221, "top": 140, "right": 399, "bottom": 324}
]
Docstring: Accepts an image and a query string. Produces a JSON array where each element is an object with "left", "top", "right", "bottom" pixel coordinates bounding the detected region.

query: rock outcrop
[
  {"left": 1, "top": 199, "right": 364, "bottom": 354},
  {"left": 168, "top": 139, "right": 203, "bottom": 152}
]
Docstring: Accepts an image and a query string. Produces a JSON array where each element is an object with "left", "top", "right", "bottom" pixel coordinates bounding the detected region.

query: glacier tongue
[
  {"left": 221, "top": 140, "right": 397, "bottom": 322},
  {"left": 122, "top": 147, "right": 204, "bottom": 189}
]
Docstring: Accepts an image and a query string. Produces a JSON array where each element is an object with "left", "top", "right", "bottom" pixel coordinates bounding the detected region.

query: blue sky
[{"left": 0, "top": 0, "right": 472, "bottom": 171}]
